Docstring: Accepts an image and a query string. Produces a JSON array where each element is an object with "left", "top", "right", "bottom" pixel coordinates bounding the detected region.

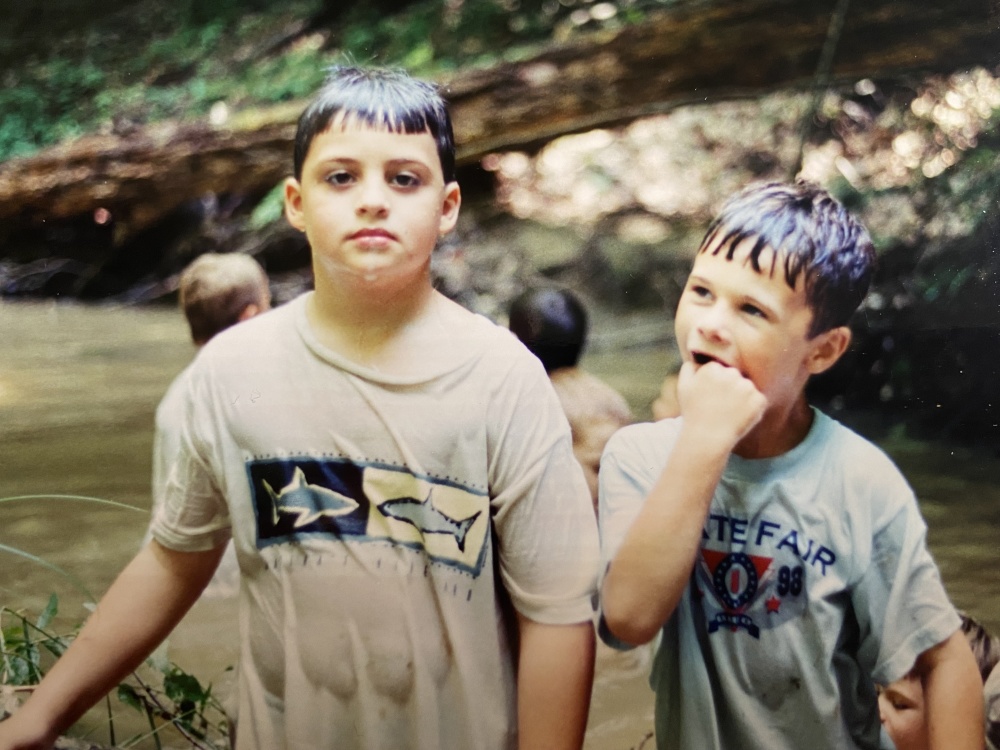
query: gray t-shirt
[{"left": 599, "top": 409, "right": 960, "bottom": 750}]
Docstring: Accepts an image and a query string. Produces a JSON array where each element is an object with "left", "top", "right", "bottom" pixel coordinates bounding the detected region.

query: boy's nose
[
  {"left": 696, "top": 305, "right": 732, "bottom": 343},
  {"left": 356, "top": 179, "right": 390, "bottom": 215}
]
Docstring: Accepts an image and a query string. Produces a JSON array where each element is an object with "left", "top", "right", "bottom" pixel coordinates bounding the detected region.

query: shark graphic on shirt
[
  {"left": 378, "top": 490, "right": 482, "bottom": 552},
  {"left": 264, "top": 466, "right": 359, "bottom": 527},
  {"left": 248, "top": 457, "right": 489, "bottom": 574}
]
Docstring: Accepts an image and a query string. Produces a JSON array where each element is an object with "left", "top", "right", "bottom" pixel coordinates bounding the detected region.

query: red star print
[{"left": 765, "top": 596, "right": 781, "bottom": 613}]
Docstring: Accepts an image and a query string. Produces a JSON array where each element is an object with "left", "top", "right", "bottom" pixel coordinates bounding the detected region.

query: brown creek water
[{"left": 1, "top": 299, "right": 998, "bottom": 749}]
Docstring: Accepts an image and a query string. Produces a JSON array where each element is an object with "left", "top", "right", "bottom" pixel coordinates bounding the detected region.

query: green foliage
[
  {"left": 2, "top": 597, "right": 230, "bottom": 748},
  {"left": 0, "top": 494, "right": 231, "bottom": 748},
  {"left": 0, "top": 0, "right": 664, "bottom": 162},
  {"left": 249, "top": 182, "right": 287, "bottom": 230}
]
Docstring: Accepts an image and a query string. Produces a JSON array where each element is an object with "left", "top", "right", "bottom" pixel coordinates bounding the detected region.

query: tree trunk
[{"left": 0, "top": 0, "right": 997, "bottom": 241}]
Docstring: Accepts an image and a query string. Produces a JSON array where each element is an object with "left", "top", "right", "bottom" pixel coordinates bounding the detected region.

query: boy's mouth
[
  {"left": 350, "top": 228, "right": 396, "bottom": 240},
  {"left": 692, "top": 352, "right": 721, "bottom": 366}
]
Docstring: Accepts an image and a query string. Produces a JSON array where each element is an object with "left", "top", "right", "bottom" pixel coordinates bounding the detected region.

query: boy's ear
[
  {"left": 806, "top": 326, "right": 852, "bottom": 375},
  {"left": 284, "top": 177, "right": 306, "bottom": 232},
  {"left": 238, "top": 303, "right": 263, "bottom": 322},
  {"left": 438, "top": 181, "right": 462, "bottom": 236}
]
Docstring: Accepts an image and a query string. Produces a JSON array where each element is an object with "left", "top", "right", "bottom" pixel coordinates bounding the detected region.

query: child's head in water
[
  {"left": 879, "top": 612, "right": 998, "bottom": 750},
  {"left": 508, "top": 286, "right": 631, "bottom": 508},
  {"left": 179, "top": 252, "right": 271, "bottom": 346},
  {"left": 507, "top": 287, "right": 588, "bottom": 372}
]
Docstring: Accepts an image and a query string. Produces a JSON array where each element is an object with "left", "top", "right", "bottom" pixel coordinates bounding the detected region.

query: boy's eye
[
  {"left": 741, "top": 303, "right": 767, "bottom": 318},
  {"left": 325, "top": 170, "right": 354, "bottom": 186},
  {"left": 689, "top": 284, "right": 711, "bottom": 298},
  {"left": 391, "top": 172, "right": 421, "bottom": 188}
]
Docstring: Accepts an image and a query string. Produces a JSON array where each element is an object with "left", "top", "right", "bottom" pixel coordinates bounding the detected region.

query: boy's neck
[
  {"left": 732, "top": 395, "right": 814, "bottom": 460},
  {"left": 305, "top": 271, "right": 459, "bottom": 374},
  {"left": 314, "top": 265, "right": 432, "bottom": 325}
]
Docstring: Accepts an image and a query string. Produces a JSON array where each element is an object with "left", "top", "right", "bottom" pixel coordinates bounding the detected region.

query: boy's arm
[
  {"left": 0, "top": 540, "right": 225, "bottom": 750},
  {"left": 516, "top": 613, "right": 594, "bottom": 750},
  {"left": 601, "top": 362, "right": 765, "bottom": 646},
  {"left": 918, "top": 629, "right": 984, "bottom": 750}
]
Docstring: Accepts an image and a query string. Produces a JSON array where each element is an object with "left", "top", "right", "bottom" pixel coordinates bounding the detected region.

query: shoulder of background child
[{"left": 549, "top": 367, "right": 632, "bottom": 427}]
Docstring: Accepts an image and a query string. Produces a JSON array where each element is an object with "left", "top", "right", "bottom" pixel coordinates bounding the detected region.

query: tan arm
[
  {"left": 918, "top": 629, "right": 984, "bottom": 750},
  {"left": 0, "top": 540, "right": 225, "bottom": 750},
  {"left": 516, "top": 613, "right": 595, "bottom": 750}
]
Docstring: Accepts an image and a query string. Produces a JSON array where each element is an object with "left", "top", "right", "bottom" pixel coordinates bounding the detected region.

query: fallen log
[{"left": 0, "top": 0, "right": 997, "bottom": 242}]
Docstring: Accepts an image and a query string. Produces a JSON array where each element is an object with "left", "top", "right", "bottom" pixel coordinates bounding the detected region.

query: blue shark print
[
  {"left": 263, "top": 466, "right": 359, "bottom": 528},
  {"left": 379, "top": 490, "right": 482, "bottom": 552},
  {"left": 249, "top": 458, "right": 369, "bottom": 545}
]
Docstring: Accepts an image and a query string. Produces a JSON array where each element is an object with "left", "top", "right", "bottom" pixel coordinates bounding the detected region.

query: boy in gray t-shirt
[{"left": 599, "top": 180, "right": 982, "bottom": 750}]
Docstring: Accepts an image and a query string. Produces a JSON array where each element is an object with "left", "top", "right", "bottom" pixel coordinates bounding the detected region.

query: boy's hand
[
  {"left": 601, "top": 359, "right": 767, "bottom": 645},
  {"left": 0, "top": 714, "right": 56, "bottom": 750},
  {"left": 676, "top": 360, "right": 766, "bottom": 451}
]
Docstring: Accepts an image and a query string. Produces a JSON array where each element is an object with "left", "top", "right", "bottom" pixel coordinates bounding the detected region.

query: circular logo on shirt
[{"left": 712, "top": 552, "right": 759, "bottom": 610}]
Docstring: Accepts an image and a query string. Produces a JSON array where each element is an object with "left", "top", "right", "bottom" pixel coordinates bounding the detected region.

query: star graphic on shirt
[
  {"left": 765, "top": 595, "right": 781, "bottom": 614},
  {"left": 264, "top": 466, "right": 359, "bottom": 528}
]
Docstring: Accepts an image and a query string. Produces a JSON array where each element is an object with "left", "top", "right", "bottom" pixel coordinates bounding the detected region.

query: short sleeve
[
  {"left": 149, "top": 359, "right": 232, "bottom": 553},
  {"left": 852, "top": 472, "right": 960, "bottom": 685},
  {"left": 486, "top": 351, "right": 600, "bottom": 625},
  {"left": 596, "top": 421, "right": 676, "bottom": 649}
]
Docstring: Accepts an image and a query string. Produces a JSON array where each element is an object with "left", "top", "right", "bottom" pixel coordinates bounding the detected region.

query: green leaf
[
  {"left": 164, "top": 670, "right": 205, "bottom": 705},
  {"left": 117, "top": 683, "right": 144, "bottom": 713},
  {"left": 5, "top": 645, "right": 40, "bottom": 686},
  {"left": 36, "top": 594, "right": 58, "bottom": 630},
  {"left": 147, "top": 640, "right": 171, "bottom": 673},
  {"left": 40, "top": 637, "right": 68, "bottom": 659},
  {"left": 7, "top": 653, "right": 32, "bottom": 685},
  {"left": 248, "top": 182, "right": 286, "bottom": 230}
]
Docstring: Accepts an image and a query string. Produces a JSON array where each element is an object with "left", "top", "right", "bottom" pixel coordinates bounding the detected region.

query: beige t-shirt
[{"left": 152, "top": 293, "right": 599, "bottom": 750}]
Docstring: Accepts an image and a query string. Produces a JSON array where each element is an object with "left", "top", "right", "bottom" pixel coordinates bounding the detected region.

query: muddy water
[{"left": 1, "top": 299, "right": 998, "bottom": 749}]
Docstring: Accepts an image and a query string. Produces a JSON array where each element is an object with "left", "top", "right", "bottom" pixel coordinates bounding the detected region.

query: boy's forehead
[
  {"left": 325, "top": 109, "right": 431, "bottom": 138},
  {"left": 693, "top": 232, "right": 807, "bottom": 295},
  {"left": 310, "top": 114, "right": 437, "bottom": 151},
  {"left": 306, "top": 116, "right": 441, "bottom": 166},
  {"left": 698, "top": 231, "right": 779, "bottom": 273}
]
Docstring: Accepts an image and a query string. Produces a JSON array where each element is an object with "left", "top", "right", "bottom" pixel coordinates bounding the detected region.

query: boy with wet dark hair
[
  {"left": 508, "top": 286, "right": 589, "bottom": 372},
  {"left": 293, "top": 65, "right": 456, "bottom": 184},
  {"left": 508, "top": 287, "right": 632, "bottom": 508},
  {"left": 0, "top": 66, "right": 599, "bottom": 750},
  {"left": 598, "top": 180, "right": 982, "bottom": 749}
]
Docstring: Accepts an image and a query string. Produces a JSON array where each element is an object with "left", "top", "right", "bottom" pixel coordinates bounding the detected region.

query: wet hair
[
  {"left": 960, "top": 612, "right": 1000, "bottom": 683},
  {"left": 293, "top": 65, "right": 456, "bottom": 183},
  {"left": 698, "top": 180, "right": 876, "bottom": 337},
  {"left": 179, "top": 253, "right": 270, "bottom": 345},
  {"left": 508, "top": 288, "right": 588, "bottom": 372}
]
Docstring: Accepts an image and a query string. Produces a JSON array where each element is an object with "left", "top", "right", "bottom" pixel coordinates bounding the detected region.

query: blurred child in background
[{"left": 509, "top": 286, "right": 632, "bottom": 509}]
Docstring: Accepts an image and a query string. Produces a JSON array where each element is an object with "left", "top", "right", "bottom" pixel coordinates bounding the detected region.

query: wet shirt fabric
[
  {"left": 150, "top": 292, "right": 600, "bottom": 750},
  {"left": 598, "top": 409, "right": 960, "bottom": 750},
  {"left": 150, "top": 363, "right": 240, "bottom": 597}
]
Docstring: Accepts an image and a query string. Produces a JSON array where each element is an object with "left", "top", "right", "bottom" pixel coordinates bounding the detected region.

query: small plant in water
[{"left": 0, "top": 494, "right": 232, "bottom": 749}]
